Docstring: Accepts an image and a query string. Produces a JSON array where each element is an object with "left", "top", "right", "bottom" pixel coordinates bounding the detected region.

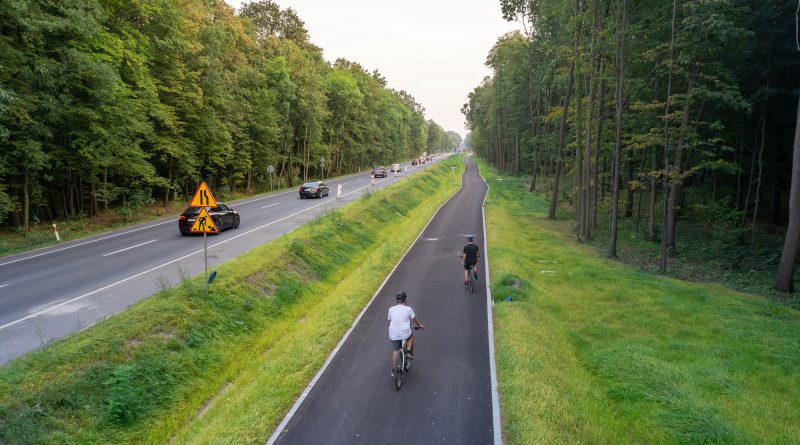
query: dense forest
[
  {"left": 463, "top": 0, "right": 800, "bottom": 291},
  {"left": 0, "top": 0, "right": 459, "bottom": 229}
]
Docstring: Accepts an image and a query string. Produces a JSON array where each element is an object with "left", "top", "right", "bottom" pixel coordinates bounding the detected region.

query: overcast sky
[{"left": 224, "top": 0, "right": 522, "bottom": 137}]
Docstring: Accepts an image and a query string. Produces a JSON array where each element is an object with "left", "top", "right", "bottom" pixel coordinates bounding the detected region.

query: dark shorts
[
  {"left": 390, "top": 334, "right": 412, "bottom": 350},
  {"left": 464, "top": 260, "right": 477, "bottom": 270}
]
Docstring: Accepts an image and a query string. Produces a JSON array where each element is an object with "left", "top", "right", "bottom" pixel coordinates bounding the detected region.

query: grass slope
[
  {"left": 0, "top": 157, "right": 464, "bottom": 444},
  {"left": 479, "top": 160, "right": 800, "bottom": 444}
]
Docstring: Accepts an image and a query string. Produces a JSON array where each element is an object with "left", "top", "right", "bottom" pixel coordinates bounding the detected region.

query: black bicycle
[
  {"left": 466, "top": 263, "right": 477, "bottom": 293},
  {"left": 393, "top": 327, "right": 421, "bottom": 390}
]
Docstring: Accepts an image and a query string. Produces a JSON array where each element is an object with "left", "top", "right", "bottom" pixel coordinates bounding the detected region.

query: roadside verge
[
  {"left": 0, "top": 156, "right": 465, "bottom": 445},
  {"left": 478, "top": 159, "right": 800, "bottom": 444}
]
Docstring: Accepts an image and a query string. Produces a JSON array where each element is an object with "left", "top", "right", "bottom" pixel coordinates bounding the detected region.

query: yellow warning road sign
[
  {"left": 190, "top": 181, "right": 218, "bottom": 208},
  {"left": 190, "top": 207, "right": 219, "bottom": 234}
]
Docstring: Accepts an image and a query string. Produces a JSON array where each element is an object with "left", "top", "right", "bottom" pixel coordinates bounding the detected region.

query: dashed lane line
[
  {"left": 102, "top": 240, "right": 158, "bottom": 257},
  {"left": 0, "top": 220, "right": 173, "bottom": 267}
]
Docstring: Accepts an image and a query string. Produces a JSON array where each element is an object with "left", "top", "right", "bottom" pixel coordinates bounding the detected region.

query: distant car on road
[
  {"left": 299, "top": 181, "right": 329, "bottom": 199},
  {"left": 372, "top": 166, "right": 387, "bottom": 178},
  {"left": 390, "top": 163, "right": 401, "bottom": 172},
  {"left": 179, "top": 203, "right": 239, "bottom": 235}
]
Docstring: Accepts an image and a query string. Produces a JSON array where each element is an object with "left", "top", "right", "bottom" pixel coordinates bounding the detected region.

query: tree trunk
[
  {"left": 22, "top": 168, "right": 29, "bottom": 231},
  {"left": 659, "top": 0, "right": 678, "bottom": 272},
  {"left": 584, "top": 15, "right": 599, "bottom": 239},
  {"left": 648, "top": 144, "right": 658, "bottom": 240},
  {"left": 741, "top": 139, "right": 757, "bottom": 229},
  {"left": 665, "top": 63, "right": 700, "bottom": 251},
  {"left": 514, "top": 126, "right": 520, "bottom": 175},
  {"left": 527, "top": 61, "right": 539, "bottom": 191},
  {"left": 609, "top": 0, "right": 628, "bottom": 258},
  {"left": 303, "top": 127, "right": 309, "bottom": 182},
  {"left": 624, "top": 153, "right": 634, "bottom": 218},
  {"left": 164, "top": 157, "right": 172, "bottom": 208},
  {"left": 549, "top": 4, "right": 582, "bottom": 220},
  {"left": 576, "top": 90, "right": 584, "bottom": 239},
  {"left": 246, "top": 167, "right": 252, "bottom": 194},
  {"left": 752, "top": 114, "right": 766, "bottom": 246},
  {"left": 635, "top": 155, "right": 646, "bottom": 233},
  {"left": 775, "top": 95, "right": 800, "bottom": 291},
  {"left": 593, "top": 76, "right": 605, "bottom": 232}
]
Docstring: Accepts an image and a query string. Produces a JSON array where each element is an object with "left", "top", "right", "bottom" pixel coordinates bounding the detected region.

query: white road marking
[
  {"left": 479, "top": 161, "right": 503, "bottom": 445},
  {"left": 102, "top": 239, "right": 158, "bottom": 257},
  {"left": 0, "top": 284, "right": 7, "bottom": 289},
  {"left": 261, "top": 203, "right": 279, "bottom": 209},
  {"left": 0, "top": 174, "right": 394, "bottom": 331},
  {"left": 0, "top": 220, "right": 173, "bottom": 267}
]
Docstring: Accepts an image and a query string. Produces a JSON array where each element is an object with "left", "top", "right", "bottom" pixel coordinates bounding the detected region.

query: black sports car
[
  {"left": 179, "top": 203, "right": 240, "bottom": 235},
  {"left": 299, "top": 181, "right": 330, "bottom": 198}
]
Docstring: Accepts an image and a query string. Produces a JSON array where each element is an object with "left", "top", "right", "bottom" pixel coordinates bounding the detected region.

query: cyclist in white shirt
[{"left": 388, "top": 291, "right": 424, "bottom": 374}]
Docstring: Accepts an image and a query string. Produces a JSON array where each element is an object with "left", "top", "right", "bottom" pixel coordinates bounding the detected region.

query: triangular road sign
[
  {"left": 190, "top": 207, "right": 219, "bottom": 234},
  {"left": 190, "top": 181, "right": 218, "bottom": 208}
]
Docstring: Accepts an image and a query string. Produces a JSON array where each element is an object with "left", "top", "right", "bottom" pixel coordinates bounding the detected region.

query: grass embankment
[
  {"left": 478, "top": 160, "right": 800, "bottom": 444},
  {"left": 0, "top": 156, "right": 464, "bottom": 444}
]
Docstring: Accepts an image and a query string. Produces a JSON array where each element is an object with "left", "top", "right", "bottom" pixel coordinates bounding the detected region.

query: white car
[{"left": 391, "top": 163, "right": 401, "bottom": 172}]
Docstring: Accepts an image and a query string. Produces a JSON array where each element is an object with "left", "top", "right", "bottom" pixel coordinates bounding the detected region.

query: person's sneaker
[
  {"left": 464, "top": 280, "right": 469, "bottom": 285},
  {"left": 406, "top": 352, "right": 415, "bottom": 359},
  {"left": 474, "top": 271, "right": 479, "bottom": 281},
  {"left": 391, "top": 368, "right": 395, "bottom": 377}
]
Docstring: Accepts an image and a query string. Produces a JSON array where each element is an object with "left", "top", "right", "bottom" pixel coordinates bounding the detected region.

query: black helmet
[
  {"left": 466, "top": 234, "right": 474, "bottom": 241},
  {"left": 395, "top": 291, "right": 407, "bottom": 302}
]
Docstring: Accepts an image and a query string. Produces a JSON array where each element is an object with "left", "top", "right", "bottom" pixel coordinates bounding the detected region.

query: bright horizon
[{"left": 224, "top": 0, "right": 522, "bottom": 138}]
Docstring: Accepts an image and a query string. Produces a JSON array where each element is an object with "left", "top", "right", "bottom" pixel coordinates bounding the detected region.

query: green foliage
[{"left": 0, "top": 0, "right": 442, "bottom": 228}]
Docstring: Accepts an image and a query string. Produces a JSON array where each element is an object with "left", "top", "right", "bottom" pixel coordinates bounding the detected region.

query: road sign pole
[
  {"left": 267, "top": 165, "right": 275, "bottom": 192},
  {"left": 204, "top": 232, "right": 208, "bottom": 295}
]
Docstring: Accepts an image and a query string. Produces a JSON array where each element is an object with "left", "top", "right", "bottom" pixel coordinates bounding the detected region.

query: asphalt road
[
  {"left": 270, "top": 156, "right": 496, "bottom": 444},
  {"left": 0, "top": 158, "right": 446, "bottom": 365}
]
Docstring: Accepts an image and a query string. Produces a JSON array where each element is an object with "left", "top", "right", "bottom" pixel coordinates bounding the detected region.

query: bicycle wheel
[
  {"left": 469, "top": 266, "right": 475, "bottom": 293},
  {"left": 394, "top": 352, "right": 403, "bottom": 390}
]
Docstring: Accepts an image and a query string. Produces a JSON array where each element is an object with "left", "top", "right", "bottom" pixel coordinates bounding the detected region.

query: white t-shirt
[{"left": 388, "top": 304, "right": 416, "bottom": 341}]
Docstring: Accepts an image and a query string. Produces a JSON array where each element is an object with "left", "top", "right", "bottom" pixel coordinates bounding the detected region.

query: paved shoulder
[{"left": 272, "top": 157, "right": 493, "bottom": 444}]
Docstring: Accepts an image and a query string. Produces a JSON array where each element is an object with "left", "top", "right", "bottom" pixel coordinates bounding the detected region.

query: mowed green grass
[
  {"left": 0, "top": 157, "right": 464, "bottom": 444},
  {"left": 478, "top": 161, "right": 800, "bottom": 444}
]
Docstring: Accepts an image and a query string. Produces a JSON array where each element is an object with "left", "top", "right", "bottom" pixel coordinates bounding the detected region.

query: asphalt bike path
[
  {"left": 0, "top": 159, "right": 445, "bottom": 364},
  {"left": 271, "top": 157, "right": 495, "bottom": 444}
]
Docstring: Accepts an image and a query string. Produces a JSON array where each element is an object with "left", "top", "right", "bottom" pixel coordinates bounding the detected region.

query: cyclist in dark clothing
[{"left": 461, "top": 234, "right": 480, "bottom": 285}]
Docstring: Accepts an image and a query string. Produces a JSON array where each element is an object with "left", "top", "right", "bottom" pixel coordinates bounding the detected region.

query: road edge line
[
  {"left": 265, "top": 159, "right": 464, "bottom": 445},
  {"left": 478, "top": 160, "right": 503, "bottom": 445}
]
